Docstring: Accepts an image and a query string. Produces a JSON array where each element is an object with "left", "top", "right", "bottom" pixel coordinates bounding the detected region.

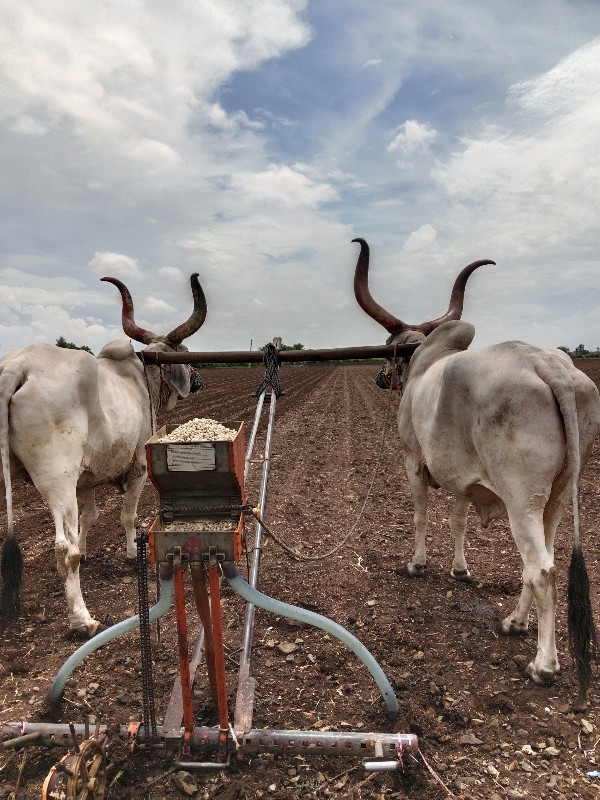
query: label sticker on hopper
[{"left": 166, "top": 443, "right": 216, "bottom": 471}]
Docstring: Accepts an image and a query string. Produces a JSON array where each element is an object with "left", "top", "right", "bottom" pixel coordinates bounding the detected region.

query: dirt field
[{"left": 1, "top": 358, "right": 600, "bottom": 799}]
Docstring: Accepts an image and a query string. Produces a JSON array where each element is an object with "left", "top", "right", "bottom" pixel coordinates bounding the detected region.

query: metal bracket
[
  {"left": 363, "top": 738, "right": 406, "bottom": 772},
  {"left": 204, "top": 545, "right": 225, "bottom": 568},
  {"left": 168, "top": 546, "right": 188, "bottom": 571},
  {"left": 178, "top": 755, "right": 231, "bottom": 771}
]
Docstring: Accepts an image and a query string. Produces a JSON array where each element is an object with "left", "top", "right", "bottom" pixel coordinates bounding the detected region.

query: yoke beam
[{"left": 139, "top": 342, "right": 418, "bottom": 365}]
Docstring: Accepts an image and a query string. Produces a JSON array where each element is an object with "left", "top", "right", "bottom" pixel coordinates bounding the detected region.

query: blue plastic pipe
[
  {"left": 221, "top": 562, "right": 399, "bottom": 720},
  {"left": 49, "top": 575, "right": 174, "bottom": 704}
]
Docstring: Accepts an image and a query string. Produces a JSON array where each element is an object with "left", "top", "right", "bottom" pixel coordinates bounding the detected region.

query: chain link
[{"left": 136, "top": 531, "right": 158, "bottom": 745}]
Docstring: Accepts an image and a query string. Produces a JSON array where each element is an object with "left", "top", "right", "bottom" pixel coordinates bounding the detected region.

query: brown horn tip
[
  {"left": 352, "top": 238, "right": 407, "bottom": 335},
  {"left": 427, "top": 258, "right": 495, "bottom": 331},
  {"left": 101, "top": 276, "right": 157, "bottom": 345},
  {"left": 165, "top": 273, "right": 208, "bottom": 345}
]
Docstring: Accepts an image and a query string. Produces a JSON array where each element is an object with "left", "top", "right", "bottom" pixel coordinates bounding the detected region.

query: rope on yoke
[
  {"left": 255, "top": 343, "right": 283, "bottom": 398},
  {"left": 375, "top": 339, "right": 403, "bottom": 390},
  {"left": 190, "top": 366, "right": 204, "bottom": 392}
]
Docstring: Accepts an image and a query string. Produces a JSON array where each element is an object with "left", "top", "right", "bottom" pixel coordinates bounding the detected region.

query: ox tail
[
  {"left": 537, "top": 358, "right": 596, "bottom": 701},
  {"left": 1, "top": 532, "right": 23, "bottom": 622},
  {"left": 568, "top": 545, "right": 596, "bottom": 701},
  {"left": 0, "top": 364, "right": 24, "bottom": 622}
]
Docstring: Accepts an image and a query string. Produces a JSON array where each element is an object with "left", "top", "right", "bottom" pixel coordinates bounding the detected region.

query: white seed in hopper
[{"left": 159, "top": 418, "right": 236, "bottom": 442}]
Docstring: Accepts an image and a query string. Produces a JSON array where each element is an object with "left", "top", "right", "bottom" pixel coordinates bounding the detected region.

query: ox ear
[
  {"left": 167, "top": 363, "right": 191, "bottom": 399},
  {"left": 408, "top": 320, "right": 475, "bottom": 380}
]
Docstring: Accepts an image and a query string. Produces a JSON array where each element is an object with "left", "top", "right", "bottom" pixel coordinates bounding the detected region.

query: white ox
[
  {"left": 0, "top": 274, "right": 206, "bottom": 636},
  {"left": 352, "top": 238, "right": 600, "bottom": 697}
]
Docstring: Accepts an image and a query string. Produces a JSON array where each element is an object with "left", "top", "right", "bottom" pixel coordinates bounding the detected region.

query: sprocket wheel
[{"left": 42, "top": 737, "right": 107, "bottom": 800}]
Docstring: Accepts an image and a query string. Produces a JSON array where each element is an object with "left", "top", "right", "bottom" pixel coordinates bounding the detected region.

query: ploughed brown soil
[{"left": 1, "top": 359, "right": 600, "bottom": 800}]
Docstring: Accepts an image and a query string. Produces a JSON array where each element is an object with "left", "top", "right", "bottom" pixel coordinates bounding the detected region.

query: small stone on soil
[
  {"left": 460, "top": 734, "right": 483, "bottom": 745},
  {"left": 277, "top": 642, "right": 298, "bottom": 654},
  {"left": 173, "top": 770, "right": 198, "bottom": 797}
]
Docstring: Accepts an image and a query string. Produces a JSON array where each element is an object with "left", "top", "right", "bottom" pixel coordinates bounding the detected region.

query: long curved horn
[
  {"left": 426, "top": 259, "right": 495, "bottom": 331},
  {"left": 352, "top": 238, "right": 407, "bottom": 334},
  {"left": 352, "top": 238, "right": 495, "bottom": 335},
  {"left": 101, "top": 276, "right": 159, "bottom": 345},
  {"left": 165, "top": 273, "right": 207, "bottom": 345}
]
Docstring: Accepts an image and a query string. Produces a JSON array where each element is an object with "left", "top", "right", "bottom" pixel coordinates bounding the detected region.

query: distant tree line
[
  {"left": 558, "top": 344, "right": 600, "bottom": 358},
  {"left": 260, "top": 342, "right": 305, "bottom": 352},
  {"left": 56, "top": 336, "right": 94, "bottom": 354}
]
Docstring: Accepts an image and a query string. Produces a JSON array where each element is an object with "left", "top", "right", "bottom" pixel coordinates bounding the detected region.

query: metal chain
[{"left": 136, "top": 531, "right": 158, "bottom": 745}]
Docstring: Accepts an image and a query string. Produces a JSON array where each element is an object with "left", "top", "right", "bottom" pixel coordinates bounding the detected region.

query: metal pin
[{"left": 68, "top": 722, "right": 80, "bottom": 753}]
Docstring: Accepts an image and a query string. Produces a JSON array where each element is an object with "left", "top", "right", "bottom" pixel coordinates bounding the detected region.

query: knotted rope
[{"left": 255, "top": 343, "right": 282, "bottom": 398}]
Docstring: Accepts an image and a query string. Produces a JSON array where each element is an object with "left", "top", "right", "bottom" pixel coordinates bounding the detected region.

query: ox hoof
[
  {"left": 407, "top": 562, "right": 426, "bottom": 578},
  {"left": 125, "top": 555, "right": 137, "bottom": 566},
  {"left": 89, "top": 621, "right": 106, "bottom": 637},
  {"left": 526, "top": 661, "right": 560, "bottom": 686},
  {"left": 450, "top": 568, "right": 473, "bottom": 583},
  {"left": 68, "top": 620, "right": 105, "bottom": 639},
  {"left": 500, "top": 617, "right": 529, "bottom": 636}
]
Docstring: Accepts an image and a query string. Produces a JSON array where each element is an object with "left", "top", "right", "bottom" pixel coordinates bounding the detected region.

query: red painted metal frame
[
  {"left": 190, "top": 565, "right": 219, "bottom": 709},
  {"left": 173, "top": 567, "right": 194, "bottom": 755},
  {"left": 208, "top": 565, "right": 230, "bottom": 761}
]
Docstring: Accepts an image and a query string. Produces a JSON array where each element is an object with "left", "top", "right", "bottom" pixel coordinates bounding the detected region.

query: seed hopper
[{"left": 1, "top": 343, "right": 421, "bottom": 799}]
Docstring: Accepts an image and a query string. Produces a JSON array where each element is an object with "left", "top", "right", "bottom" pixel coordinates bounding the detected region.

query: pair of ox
[
  {"left": 1, "top": 247, "right": 598, "bottom": 698},
  {"left": 353, "top": 238, "right": 600, "bottom": 698},
  {"left": 0, "top": 275, "right": 206, "bottom": 637}
]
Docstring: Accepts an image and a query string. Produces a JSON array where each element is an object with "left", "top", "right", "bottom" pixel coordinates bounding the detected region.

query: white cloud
[
  {"left": 229, "top": 164, "right": 338, "bottom": 208},
  {"left": 9, "top": 114, "right": 48, "bottom": 136},
  {"left": 0, "top": 2, "right": 311, "bottom": 170},
  {"left": 143, "top": 297, "right": 177, "bottom": 314},
  {"left": 403, "top": 224, "right": 438, "bottom": 253},
  {"left": 510, "top": 38, "right": 600, "bottom": 116},
  {"left": 88, "top": 252, "right": 142, "bottom": 281},
  {"left": 432, "top": 40, "right": 600, "bottom": 264},
  {"left": 121, "top": 138, "right": 181, "bottom": 171},
  {"left": 362, "top": 59, "right": 383, "bottom": 69},
  {"left": 1, "top": 3, "right": 600, "bottom": 358},
  {"left": 387, "top": 119, "right": 437, "bottom": 155},
  {"left": 158, "top": 266, "right": 185, "bottom": 283}
]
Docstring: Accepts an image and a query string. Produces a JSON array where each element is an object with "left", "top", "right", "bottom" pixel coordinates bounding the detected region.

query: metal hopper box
[{"left": 145, "top": 421, "right": 245, "bottom": 564}]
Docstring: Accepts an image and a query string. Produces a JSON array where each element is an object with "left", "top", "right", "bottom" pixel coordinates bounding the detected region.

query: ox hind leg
[
  {"left": 122, "top": 472, "right": 147, "bottom": 561},
  {"left": 500, "top": 500, "right": 564, "bottom": 638},
  {"left": 77, "top": 487, "right": 99, "bottom": 561},
  {"left": 449, "top": 496, "right": 473, "bottom": 582},
  {"left": 405, "top": 459, "right": 429, "bottom": 577},
  {"left": 41, "top": 481, "right": 102, "bottom": 637},
  {"left": 503, "top": 510, "right": 560, "bottom": 685}
]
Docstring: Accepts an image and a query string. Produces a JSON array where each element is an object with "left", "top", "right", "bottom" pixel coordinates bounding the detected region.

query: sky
[{"left": 1, "top": 0, "right": 600, "bottom": 358}]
